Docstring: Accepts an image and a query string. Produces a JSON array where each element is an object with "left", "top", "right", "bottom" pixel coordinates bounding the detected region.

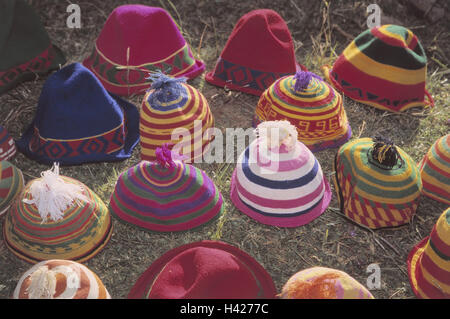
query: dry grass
[{"left": 0, "top": 0, "right": 449, "bottom": 299}]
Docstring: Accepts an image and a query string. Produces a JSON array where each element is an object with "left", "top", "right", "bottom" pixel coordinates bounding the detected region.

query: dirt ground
[{"left": 0, "top": 0, "right": 449, "bottom": 299}]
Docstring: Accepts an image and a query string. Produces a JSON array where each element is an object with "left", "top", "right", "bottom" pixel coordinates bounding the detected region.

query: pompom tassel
[
  {"left": 22, "top": 163, "right": 88, "bottom": 223},
  {"left": 371, "top": 136, "right": 400, "bottom": 168},
  {"left": 293, "top": 70, "right": 323, "bottom": 92},
  {"left": 155, "top": 143, "right": 188, "bottom": 168},
  {"left": 255, "top": 120, "right": 298, "bottom": 151},
  {"left": 146, "top": 71, "right": 187, "bottom": 106}
]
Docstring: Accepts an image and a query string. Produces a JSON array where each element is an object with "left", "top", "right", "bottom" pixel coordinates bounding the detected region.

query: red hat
[
  {"left": 128, "top": 240, "right": 277, "bottom": 299},
  {"left": 206, "top": 9, "right": 306, "bottom": 96},
  {"left": 83, "top": 5, "right": 205, "bottom": 96}
]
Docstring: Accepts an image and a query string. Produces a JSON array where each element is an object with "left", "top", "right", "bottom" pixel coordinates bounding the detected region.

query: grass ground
[{"left": 0, "top": 0, "right": 449, "bottom": 299}]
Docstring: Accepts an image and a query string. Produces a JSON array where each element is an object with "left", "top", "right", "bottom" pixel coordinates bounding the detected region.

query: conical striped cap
[
  {"left": 333, "top": 137, "right": 422, "bottom": 229},
  {"left": 0, "top": 161, "right": 24, "bottom": 216},
  {"left": 3, "top": 176, "right": 112, "bottom": 263},
  {"left": 109, "top": 160, "right": 224, "bottom": 232},
  {"left": 140, "top": 80, "right": 214, "bottom": 162},
  {"left": 14, "top": 259, "right": 111, "bottom": 299},
  {"left": 230, "top": 122, "right": 331, "bottom": 227},
  {"left": 254, "top": 71, "right": 352, "bottom": 152},
  {"left": 0, "top": 126, "right": 16, "bottom": 161},
  {"left": 419, "top": 134, "right": 450, "bottom": 205},
  {"left": 408, "top": 208, "right": 450, "bottom": 299},
  {"left": 281, "top": 267, "right": 374, "bottom": 299}
]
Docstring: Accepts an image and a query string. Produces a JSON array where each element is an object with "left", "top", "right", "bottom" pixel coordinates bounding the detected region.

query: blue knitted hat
[{"left": 16, "top": 63, "right": 139, "bottom": 165}]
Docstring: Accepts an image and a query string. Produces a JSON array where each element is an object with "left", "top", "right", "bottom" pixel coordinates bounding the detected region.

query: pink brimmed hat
[
  {"left": 83, "top": 5, "right": 205, "bottom": 96},
  {"left": 230, "top": 120, "right": 332, "bottom": 227}
]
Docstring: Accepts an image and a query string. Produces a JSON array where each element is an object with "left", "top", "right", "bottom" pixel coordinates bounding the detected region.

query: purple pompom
[{"left": 293, "top": 71, "right": 323, "bottom": 92}]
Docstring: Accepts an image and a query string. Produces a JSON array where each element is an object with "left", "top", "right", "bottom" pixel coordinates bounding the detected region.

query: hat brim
[
  {"left": 128, "top": 240, "right": 277, "bottom": 299},
  {"left": 407, "top": 236, "right": 429, "bottom": 299},
  {"left": 230, "top": 170, "right": 332, "bottom": 227},
  {"left": 16, "top": 93, "right": 139, "bottom": 166},
  {"left": 205, "top": 63, "right": 307, "bottom": 97}
]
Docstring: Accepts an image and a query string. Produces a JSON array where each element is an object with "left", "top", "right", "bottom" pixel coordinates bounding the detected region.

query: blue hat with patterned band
[{"left": 16, "top": 63, "right": 139, "bottom": 165}]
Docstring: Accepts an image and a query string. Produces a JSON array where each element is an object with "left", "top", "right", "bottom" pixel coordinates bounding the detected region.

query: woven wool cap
[
  {"left": 408, "top": 207, "right": 450, "bottom": 299},
  {"left": 16, "top": 63, "right": 140, "bottom": 166},
  {"left": 0, "top": 126, "right": 16, "bottom": 161},
  {"left": 418, "top": 134, "right": 450, "bottom": 205},
  {"left": 110, "top": 144, "right": 223, "bottom": 232},
  {"left": 140, "top": 73, "right": 214, "bottom": 162},
  {"left": 322, "top": 25, "right": 433, "bottom": 112},
  {"left": 0, "top": 0, "right": 66, "bottom": 95},
  {"left": 333, "top": 137, "right": 422, "bottom": 229},
  {"left": 14, "top": 259, "right": 111, "bottom": 299},
  {"left": 0, "top": 161, "right": 24, "bottom": 216},
  {"left": 3, "top": 164, "right": 112, "bottom": 263},
  {"left": 230, "top": 120, "right": 331, "bottom": 227},
  {"left": 206, "top": 9, "right": 306, "bottom": 96},
  {"left": 280, "top": 267, "right": 374, "bottom": 299},
  {"left": 254, "top": 70, "right": 352, "bottom": 152},
  {"left": 128, "top": 240, "right": 277, "bottom": 299},
  {"left": 83, "top": 5, "right": 204, "bottom": 96}
]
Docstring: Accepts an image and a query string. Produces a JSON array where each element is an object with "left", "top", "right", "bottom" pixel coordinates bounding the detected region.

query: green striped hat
[
  {"left": 333, "top": 137, "right": 422, "bottom": 229},
  {"left": 0, "top": 161, "right": 24, "bottom": 216}
]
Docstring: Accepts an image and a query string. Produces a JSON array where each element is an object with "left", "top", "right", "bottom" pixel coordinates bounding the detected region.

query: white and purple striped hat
[{"left": 230, "top": 120, "right": 331, "bottom": 227}]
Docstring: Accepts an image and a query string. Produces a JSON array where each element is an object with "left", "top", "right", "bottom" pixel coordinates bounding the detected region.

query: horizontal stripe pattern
[
  {"left": 419, "top": 134, "right": 450, "bottom": 205},
  {"left": 281, "top": 267, "right": 374, "bottom": 299},
  {"left": 0, "top": 127, "right": 16, "bottom": 161},
  {"left": 3, "top": 176, "right": 112, "bottom": 263},
  {"left": 0, "top": 161, "right": 24, "bottom": 215},
  {"left": 231, "top": 138, "right": 330, "bottom": 226},
  {"left": 255, "top": 75, "right": 351, "bottom": 152},
  {"left": 140, "top": 83, "right": 214, "bottom": 161},
  {"left": 334, "top": 138, "right": 422, "bottom": 229},
  {"left": 14, "top": 260, "right": 110, "bottom": 299},
  {"left": 109, "top": 160, "right": 224, "bottom": 232},
  {"left": 408, "top": 208, "right": 450, "bottom": 299}
]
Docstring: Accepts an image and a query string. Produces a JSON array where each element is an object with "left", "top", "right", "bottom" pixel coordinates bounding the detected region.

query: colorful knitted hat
[
  {"left": 128, "top": 240, "right": 277, "bottom": 299},
  {"left": 0, "top": 0, "right": 66, "bottom": 95},
  {"left": 333, "top": 137, "right": 422, "bottom": 229},
  {"left": 16, "top": 63, "right": 139, "bottom": 166},
  {"left": 13, "top": 259, "right": 111, "bottom": 299},
  {"left": 0, "top": 161, "right": 24, "bottom": 216},
  {"left": 322, "top": 25, "right": 433, "bottom": 112},
  {"left": 230, "top": 120, "right": 332, "bottom": 227},
  {"left": 110, "top": 144, "right": 223, "bottom": 232},
  {"left": 83, "top": 5, "right": 204, "bottom": 96},
  {"left": 3, "top": 164, "right": 112, "bottom": 263},
  {"left": 280, "top": 267, "right": 374, "bottom": 299},
  {"left": 408, "top": 207, "right": 450, "bottom": 299},
  {"left": 418, "top": 134, "right": 450, "bottom": 205},
  {"left": 140, "top": 73, "right": 214, "bottom": 162},
  {"left": 0, "top": 126, "right": 16, "bottom": 161},
  {"left": 254, "top": 70, "right": 352, "bottom": 152},
  {"left": 205, "top": 9, "right": 307, "bottom": 96}
]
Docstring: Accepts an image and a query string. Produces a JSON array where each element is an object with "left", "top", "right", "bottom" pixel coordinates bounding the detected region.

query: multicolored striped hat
[
  {"left": 128, "top": 240, "right": 277, "bottom": 299},
  {"left": 0, "top": 126, "right": 16, "bottom": 161},
  {"left": 333, "top": 137, "right": 422, "bottom": 229},
  {"left": 3, "top": 164, "right": 112, "bottom": 263},
  {"left": 110, "top": 144, "right": 224, "bottom": 232},
  {"left": 0, "top": 0, "right": 66, "bottom": 95},
  {"left": 140, "top": 73, "right": 214, "bottom": 162},
  {"left": 205, "top": 9, "right": 306, "bottom": 96},
  {"left": 0, "top": 161, "right": 24, "bottom": 216},
  {"left": 83, "top": 5, "right": 204, "bottom": 96},
  {"left": 254, "top": 70, "right": 352, "bottom": 152},
  {"left": 280, "top": 267, "right": 374, "bottom": 299},
  {"left": 230, "top": 120, "right": 332, "bottom": 227},
  {"left": 13, "top": 259, "right": 111, "bottom": 299},
  {"left": 16, "top": 63, "right": 140, "bottom": 166},
  {"left": 408, "top": 207, "right": 450, "bottom": 299},
  {"left": 418, "top": 134, "right": 450, "bottom": 205},
  {"left": 322, "top": 25, "right": 434, "bottom": 112}
]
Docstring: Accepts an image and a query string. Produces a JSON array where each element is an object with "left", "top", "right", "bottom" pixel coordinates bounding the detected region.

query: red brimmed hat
[
  {"left": 83, "top": 5, "right": 205, "bottom": 96},
  {"left": 206, "top": 9, "right": 306, "bottom": 96},
  {"left": 128, "top": 240, "right": 277, "bottom": 299}
]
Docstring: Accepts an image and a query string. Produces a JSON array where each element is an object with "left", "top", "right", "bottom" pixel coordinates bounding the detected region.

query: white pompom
[
  {"left": 26, "top": 266, "right": 57, "bottom": 299},
  {"left": 22, "top": 163, "right": 88, "bottom": 223},
  {"left": 255, "top": 120, "right": 298, "bottom": 150}
]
